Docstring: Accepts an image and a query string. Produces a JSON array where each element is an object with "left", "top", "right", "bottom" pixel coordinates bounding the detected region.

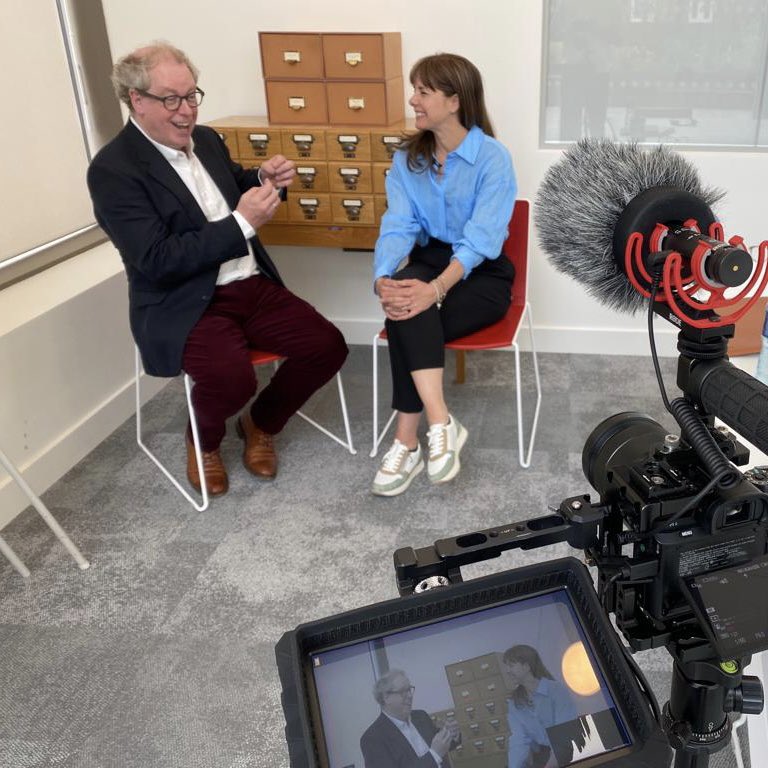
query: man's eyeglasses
[
  {"left": 386, "top": 685, "right": 415, "bottom": 697},
  {"left": 136, "top": 87, "right": 204, "bottom": 111}
]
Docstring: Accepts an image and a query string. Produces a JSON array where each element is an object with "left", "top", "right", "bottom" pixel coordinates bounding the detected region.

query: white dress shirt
[
  {"left": 130, "top": 116, "right": 259, "bottom": 286},
  {"left": 383, "top": 712, "right": 442, "bottom": 765}
]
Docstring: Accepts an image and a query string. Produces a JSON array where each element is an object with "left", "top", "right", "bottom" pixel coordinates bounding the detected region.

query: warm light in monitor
[{"left": 562, "top": 641, "right": 600, "bottom": 696}]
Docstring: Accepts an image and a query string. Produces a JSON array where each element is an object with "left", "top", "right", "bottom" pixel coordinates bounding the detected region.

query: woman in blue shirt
[
  {"left": 372, "top": 53, "right": 517, "bottom": 497},
  {"left": 503, "top": 645, "right": 578, "bottom": 768}
]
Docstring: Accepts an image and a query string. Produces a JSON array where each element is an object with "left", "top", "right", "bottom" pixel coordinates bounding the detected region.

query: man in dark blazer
[
  {"left": 360, "top": 670, "right": 459, "bottom": 768},
  {"left": 87, "top": 42, "right": 347, "bottom": 496}
]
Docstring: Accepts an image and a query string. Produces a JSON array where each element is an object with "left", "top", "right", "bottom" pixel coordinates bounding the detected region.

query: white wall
[{"left": 3, "top": 0, "right": 768, "bottom": 527}]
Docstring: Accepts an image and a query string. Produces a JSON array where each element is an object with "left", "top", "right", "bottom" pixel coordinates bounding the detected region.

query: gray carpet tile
[{"left": 0, "top": 346, "right": 755, "bottom": 767}]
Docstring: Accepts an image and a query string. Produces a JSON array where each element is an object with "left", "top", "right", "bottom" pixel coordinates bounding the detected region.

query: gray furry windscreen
[{"left": 534, "top": 139, "right": 724, "bottom": 314}]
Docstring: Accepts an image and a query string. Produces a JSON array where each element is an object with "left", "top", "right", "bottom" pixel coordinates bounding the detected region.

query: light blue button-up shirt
[
  {"left": 373, "top": 125, "right": 517, "bottom": 282},
  {"left": 506, "top": 678, "right": 578, "bottom": 768}
]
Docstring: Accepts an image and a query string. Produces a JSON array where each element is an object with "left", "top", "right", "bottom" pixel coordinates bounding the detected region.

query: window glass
[{"left": 542, "top": 0, "right": 768, "bottom": 147}]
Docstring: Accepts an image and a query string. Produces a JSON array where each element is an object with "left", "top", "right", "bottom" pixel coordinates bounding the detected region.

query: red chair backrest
[{"left": 503, "top": 199, "right": 530, "bottom": 307}]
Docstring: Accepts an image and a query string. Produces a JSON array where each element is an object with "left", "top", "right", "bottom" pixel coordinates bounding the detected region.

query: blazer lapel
[{"left": 124, "top": 121, "right": 207, "bottom": 227}]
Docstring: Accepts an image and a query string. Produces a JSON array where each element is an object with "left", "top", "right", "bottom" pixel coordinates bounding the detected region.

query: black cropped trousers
[{"left": 384, "top": 239, "right": 514, "bottom": 413}]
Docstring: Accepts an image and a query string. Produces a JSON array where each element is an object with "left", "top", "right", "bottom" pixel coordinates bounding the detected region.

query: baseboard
[
  {"left": 334, "top": 319, "right": 680, "bottom": 357},
  {"left": 0, "top": 374, "right": 167, "bottom": 530}
]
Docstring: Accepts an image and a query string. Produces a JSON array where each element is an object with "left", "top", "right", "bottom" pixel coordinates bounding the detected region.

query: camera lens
[{"left": 583, "top": 412, "right": 669, "bottom": 494}]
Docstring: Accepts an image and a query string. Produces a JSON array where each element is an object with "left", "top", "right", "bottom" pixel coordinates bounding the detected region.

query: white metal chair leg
[
  {"left": 0, "top": 533, "right": 30, "bottom": 577},
  {"left": 0, "top": 446, "right": 89, "bottom": 570},
  {"left": 371, "top": 332, "right": 396, "bottom": 458},
  {"left": 135, "top": 348, "right": 209, "bottom": 512},
  {"left": 268, "top": 362, "right": 356, "bottom": 454},
  {"left": 513, "top": 302, "right": 542, "bottom": 469},
  {"left": 295, "top": 374, "right": 357, "bottom": 454}
]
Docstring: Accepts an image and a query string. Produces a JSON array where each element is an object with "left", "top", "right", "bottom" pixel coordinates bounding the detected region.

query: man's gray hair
[
  {"left": 373, "top": 669, "right": 408, "bottom": 706},
  {"left": 111, "top": 41, "right": 199, "bottom": 110}
]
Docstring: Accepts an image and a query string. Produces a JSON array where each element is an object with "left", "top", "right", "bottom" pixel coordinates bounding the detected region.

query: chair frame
[
  {"left": 135, "top": 347, "right": 356, "bottom": 512},
  {"left": 370, "top": 198, "right": 542, "bottom": 468},
  {"left": 0, "top": 445, "right": 90, "bottom": 575}
]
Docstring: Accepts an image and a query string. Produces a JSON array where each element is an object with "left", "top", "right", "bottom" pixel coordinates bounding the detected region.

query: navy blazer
[
  {"left": 360, "top": 710, "right": 444, "bottom": 768},
  {"left": 87, "top": 120, "right": 283, "bottom": 377}
]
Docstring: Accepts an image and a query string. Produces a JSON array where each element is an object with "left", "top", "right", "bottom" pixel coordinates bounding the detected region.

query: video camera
[{"left": 276, "top": 272, "right": 768, "bottom": 766}]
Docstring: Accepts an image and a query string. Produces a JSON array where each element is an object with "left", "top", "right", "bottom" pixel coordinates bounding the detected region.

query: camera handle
[{"left": 393, "top": 496, "right": 606, "bottom": 596}]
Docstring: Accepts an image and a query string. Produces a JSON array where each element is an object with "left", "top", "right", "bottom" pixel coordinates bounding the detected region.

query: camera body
[{"left": 583, "top": 412, "right": 768, "bottom": 655}]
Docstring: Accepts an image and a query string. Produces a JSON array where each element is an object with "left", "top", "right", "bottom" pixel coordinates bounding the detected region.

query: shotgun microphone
[{"left": 534, "top": 139, "right": 766, "bottom": 329}]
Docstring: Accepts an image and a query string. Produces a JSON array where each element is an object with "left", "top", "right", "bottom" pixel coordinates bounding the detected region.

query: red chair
[
  {"left": 370, "top": 198, "right": 541, "bottom": 468},
  {"left": 136, "top": 347, "right": 356, "bottom": 512}
]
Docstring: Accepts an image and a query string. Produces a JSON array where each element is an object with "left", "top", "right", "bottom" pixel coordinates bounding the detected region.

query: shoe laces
[
  {"left": 427, "top": 424, "right": 447, "bottom": 458},
  {"left": 382, "top": 441, "right": 410, "bottom": 472}
]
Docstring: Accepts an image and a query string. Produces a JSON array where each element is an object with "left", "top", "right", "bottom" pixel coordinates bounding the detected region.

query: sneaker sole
[
  {"left": 372, "top": 460, "right": 424, "bottom": 497},
  {"left": 429, "top": 424, "right": 468, "bottom": 484}
]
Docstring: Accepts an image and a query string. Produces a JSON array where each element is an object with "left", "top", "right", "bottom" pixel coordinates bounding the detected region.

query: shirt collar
[
  {"left": 383, "top": 711, "right": 411, "bottom": 729},
  {"left": 452, "top": 125, "right": 484, "bottom": 165},
  {"left": 130, "top": 115, "right": 195, "bottom": 160}
]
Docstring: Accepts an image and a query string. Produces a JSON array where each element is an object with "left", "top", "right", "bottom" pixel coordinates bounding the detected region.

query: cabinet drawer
[
  {"left": 446, "top": 661, "right": 475, "bottom": 686},
  {"left": 281, "top": 129, "right": 327, "bottom": 160},
  {"left": 237, "top": 128, "right": 282, "bottom": 161},
  {"left": 372, "top": 162, "right": 391, "bottom": 194},
  {"left": 452, "top": 681, "right": 481, "bottom": 704},
  {"left": 327, "top": 78, "right": 404, "bottom": 126},
  {"left": 321, "top": 33, "right": 401, "bottom": 80},
  {"left": 471, "top": 653, "right": 504, "bottom": 680},
  {"left": 266, "top": 81, "right": 328, "bottom": 124},
  {"left": 330, "top": 193, "right": 375, "bottom": 225},
  {"left": 328, "top": 161, "right": 373, "bottom": 194},
  {"left": 371, "top": 128, "right": 408, "bottom": 161},
  {"left": 212, "top": 127, "right": 239, "bottom": 158},
  {"left": 260, "top": 33, "right": 324, "bottom": 80},
  {"left": 295, "top": 163, "right": 330, "bottom": 192},
  {"left": 288, "top": 193, "right": 332, "bottom": 224},
  {"left": 325, "top": 130, "right": 371, "bottom": 161}
]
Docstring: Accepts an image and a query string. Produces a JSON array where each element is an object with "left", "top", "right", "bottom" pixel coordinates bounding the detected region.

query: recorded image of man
[{"left": 360, "top": 669, "right": 460, "bottom": 768}]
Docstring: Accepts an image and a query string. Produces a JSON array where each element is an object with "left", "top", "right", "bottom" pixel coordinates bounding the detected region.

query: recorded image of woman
[{"left": 502, "top": 645, "right": 579, "bottom": 768}]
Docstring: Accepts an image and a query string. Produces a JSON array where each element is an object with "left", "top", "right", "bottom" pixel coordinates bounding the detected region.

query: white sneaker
[
  {"left": 427, "top": 415, "right": 468, "bottom": 483},
  {"left": 372, "top": 440, "right": 424, "bottom": 497}
]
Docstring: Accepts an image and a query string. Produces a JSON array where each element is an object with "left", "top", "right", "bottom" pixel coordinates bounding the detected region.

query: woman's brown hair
[
  {"left": 503, "top": 645, "right": 555, "bottom": 709},
  {"left": 401, "top": 53, "right": 494, "bottom": 172}
]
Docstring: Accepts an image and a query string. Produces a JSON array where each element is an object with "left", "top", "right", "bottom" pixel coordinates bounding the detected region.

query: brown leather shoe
[
  {"left": 236, "top": 409, "right": 277, "bottom": 479},
  {"left": 186, "top": 435, "right": 229, "bottom": 496}
]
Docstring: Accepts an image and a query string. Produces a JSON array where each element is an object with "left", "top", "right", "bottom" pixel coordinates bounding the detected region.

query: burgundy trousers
[{"left": 181, "top": 274, "right": 348, "bottom": 451}]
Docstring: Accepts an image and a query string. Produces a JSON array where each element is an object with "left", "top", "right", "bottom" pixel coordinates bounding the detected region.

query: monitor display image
[{"left": 308, "top": 588, "right": 631, "bottom": 768}]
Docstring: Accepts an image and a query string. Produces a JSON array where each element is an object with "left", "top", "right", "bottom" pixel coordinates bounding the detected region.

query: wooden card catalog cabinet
[
  {"left": 206, "top": 116, "right": 413, "bottom": 250},
  {"left": 259, "top": 31, "right": 404, "bottom": 126}
]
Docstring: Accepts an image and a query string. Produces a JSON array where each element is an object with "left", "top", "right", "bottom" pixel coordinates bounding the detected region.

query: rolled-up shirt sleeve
[
  {"left": 452, "top": 145, "right": 517, "bottom": 277},
  {"left": 373, "top": 155, "right": 421, "bottom": 283}
]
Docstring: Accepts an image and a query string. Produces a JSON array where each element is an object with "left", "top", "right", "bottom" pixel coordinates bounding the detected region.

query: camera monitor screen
[{"left": 277, "top": 558, "right": 668, "bottom": 768}]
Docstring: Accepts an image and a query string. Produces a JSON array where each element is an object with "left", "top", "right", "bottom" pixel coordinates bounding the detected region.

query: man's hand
[
  {"left": 235, "top": 179, "right": 282, "bottom": 229},
  {"left": 259, "top": 154, "right": 295, "bottom": 189},
  {"left": 430, "top": 726, "right": 454, "bottom": 758}
]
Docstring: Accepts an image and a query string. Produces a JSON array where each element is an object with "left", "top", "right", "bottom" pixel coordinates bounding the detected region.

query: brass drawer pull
[
  {"left": 345, "top": 51, "right": 362, "bottom": 67},
  {"left": 339, "top": 167, "right": 361, "bottom": 188},
  {"left": 297, "top": 167, "right": 317, "bottom": 187},
  {"left": 348, "top": 97, "right": 365, "bottom": 111},
  {"left": 298, "top": 198, "right": 320, "bottom": 218},
  {"left": 283, "top": 50, "right": 301, "bottom": 64},
  {"left": 342, "top": 198, "right": 363, "bottom": 219},
  {"left": 248, "top": 133, "right": 270, "bottom": 152},
  {"left": 292, "top": 134, "right": 315, "bottom": 153},
  {"left": 337, "top": 135, "right": 359, "bottom": 153},
  {"left": 288, "top": 97, "right": 306, "bottom": 111}
]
